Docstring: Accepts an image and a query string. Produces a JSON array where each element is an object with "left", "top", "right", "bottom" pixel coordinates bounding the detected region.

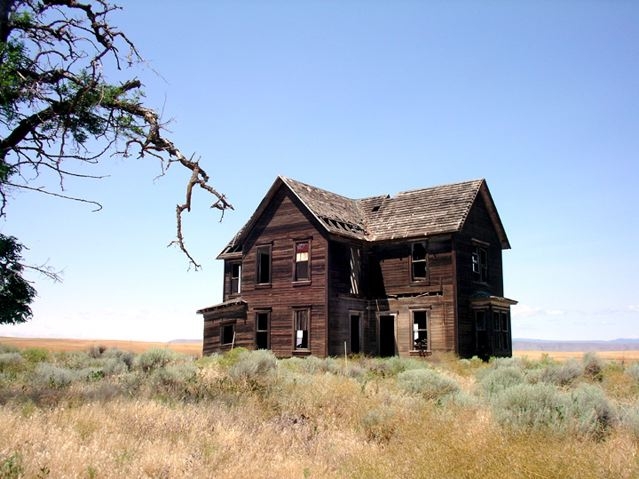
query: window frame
[
  {"left": 293, "top": 240, "right": 311, "bottom": 282},
  {"left": 472, "top": 245, "right": 488, "bottom": 283},
  {"left": 410, "top": 309, "right": 430, "bottom": 352},
  {"left": 293, "top": 307, "right": 310, "bottom": 350},
  {"left": 229, "top": 261, "right": 241, "bottom": 295},
  {"left": 220, "top": 322, "right": 235, "bottom": 346},
  {"left": 255, "top": 310, "right": 270, "bottom": 350},
  {"left": 256, "top": 244, "right": 272, "bottom": 285},
  {"left": 411, "top": 241, "right": 428, "bottom": 282}
]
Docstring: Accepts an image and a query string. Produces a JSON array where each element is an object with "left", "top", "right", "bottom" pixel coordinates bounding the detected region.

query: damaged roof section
[{"left": 218, "top": 176, "right": 510, "bottom": 259}]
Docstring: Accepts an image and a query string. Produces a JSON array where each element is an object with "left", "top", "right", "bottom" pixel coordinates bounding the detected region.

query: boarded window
[
  {"left": 294, "top": 309, "right": 309, "bottom": 349},
  {"left": 294, "top": 241, "right": 310, "bottom": 281},
  {"left": 230, "top": 262, "right": 241, "bottom": 294},
  {"left": 257, "top": 245, "right": 271, "bottom": 284},
  {"left": 472, "top": 246, "right": 488, "bottom": 282},
  {"left": 412, "top": 310, "right": 429, "bottom": 351},
  {"left": 411, "top": 242, "right": 427, "bottom": 281},
  {"left": 221, "top": 323, "right": 235, "bottom": 345},
  {"left": 256, "top": 311, "right": 270, "bottom": 349}
]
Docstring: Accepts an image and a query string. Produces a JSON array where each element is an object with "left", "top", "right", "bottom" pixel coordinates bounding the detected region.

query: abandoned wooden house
[{"left": 198, "top": 176, "right": 516, "bottom": 359}]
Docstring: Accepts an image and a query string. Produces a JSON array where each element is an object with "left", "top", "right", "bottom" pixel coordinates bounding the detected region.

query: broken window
[
  {"left": 294, "top": 308, "right": 309, "bottom": 349},
  {"left": 349, "top": 246, "right": 361, "bottom": 295},
  {"left": 256, "top": 311, "right": 270, "bottom": 349},
  {"left": 221, "top": 323, "right": 235, "bottom": 346},
  {"left": 256, "top": 245, "right": 271, "bottom": 284},
  {"left": 472, "top": 246, "right": 488, "bottom": 282},
  {"left": 411, "top": 242, "right": 427, "bottom": 281},
  {"left": 294, "top": 241, "right": 310, "bottom": 281},
  {"left": 229, "top": 262, "right": 241, "bottom": 294},
  {"left": 412, "top": 310, "right": 429, "bottom": 351}
]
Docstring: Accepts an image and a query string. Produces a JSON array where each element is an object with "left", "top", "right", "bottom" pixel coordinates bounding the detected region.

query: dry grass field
[
  {"left": 1, "top": 340, "right": 638, "bottom": 478},
  {"left": 0, "top": 337, "right": 202, "bottom": 356},
  {"left": 3, "top": 337, "right": 638, "bottom": 361}
]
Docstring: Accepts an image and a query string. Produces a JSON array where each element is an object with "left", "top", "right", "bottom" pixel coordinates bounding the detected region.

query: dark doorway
[
  {"left": 379, "top": 315, "right": 396, "bottom": 357},
  {"left": 350, "top": 314, "right": 360, "bottom": 354}
]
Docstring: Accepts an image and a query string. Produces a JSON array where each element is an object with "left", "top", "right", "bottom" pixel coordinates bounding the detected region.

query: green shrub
[
  {"left": 582, "top": 352, "right": 604, "bottom": 381},
  {"left": 489, "top": 356, "right": 523, "bottom": 369},
  {"left": 491, "top": 383, "right": 568, "bottom": 432},
  {"left": 568, "top": 383, "right": 617, "bottom": 439},
  {"left": 396, "top": 368, "right": 459, "bottom": 401},
  {"left": 217, "top": 347, "right": 249, "bottom": 369},
  {"left": 33, "top": 363, "right": 77, "bottom": 388},
  {"left": 21, "top": 347, "right": 49, "bottom": 364},
  {"left": 0, "top": 452, "right": 24, "bottom": 479},
  {"left": 619, "top": 404, "right": 639, "bottom": 440},
  {"left": 87, "top": 344, "right": 107, "bottom": 358},
  {"left": 150, "top": 362, "right": 198, "bottom": 392},
  {"left": 134, "top": 348, "right": 177, "bottom": 372},
  {"left": 97, "top": 357, "right": 129, "bottom": 376},
  {"left": 101, "top": 348, "right": 134, "bottom": 370},
  {"left": 228, "top": 349, "right": 277, "bottom": 382},
  {"left": 0, "top": 352, "right": 24, "bottom": 372},
  {"left": 625, "top": 362, "right": 639, "bottom": 382},
  {"left": 0, "top": 343, "right": 19, "bottom": 354},
  {"left": 367, "top": 356, "right": 425, "bottom": 377},
  {"left": 538, "top": 359, "right": 583, "bottom": 387},
  {"left": 479, "top": 366, "right": 524, "bottom": 396}
]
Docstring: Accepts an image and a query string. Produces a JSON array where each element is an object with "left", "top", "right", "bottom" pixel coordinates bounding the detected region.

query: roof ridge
[{"left": 394, "top": 178, "right": 484, "bottom": 197}]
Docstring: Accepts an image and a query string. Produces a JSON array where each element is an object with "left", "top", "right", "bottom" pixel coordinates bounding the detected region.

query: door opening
[
  {"left": 350, "top": 314, "right": 361, "bottom": 354},
  {"left": 379, "top": 314, "right": 396, "bottom": 357}
]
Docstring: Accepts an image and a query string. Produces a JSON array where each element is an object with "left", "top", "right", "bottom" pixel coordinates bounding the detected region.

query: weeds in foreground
[{"left": 0, "top": 345, "right": 637, "bottom": 478}]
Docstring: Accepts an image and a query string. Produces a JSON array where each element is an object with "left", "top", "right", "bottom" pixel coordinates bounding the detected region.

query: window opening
[
  {"left": 256, "top": 312, "right": 270, "bottom": 349},
  {"left": 472, "top": 246, "right": 488, "bottom": 282},
  {"left": 230, "top": 262, "right": 241, "bottom": 294},
  {"left": 412, "top": 311, "right": 429, "bottom": 351},
  {"left": 221, "top": 323, "right": 235, "bottom": 346},
  {"left": 294, "top": 309, "right": 309, "bottom": 349},
  {"left": 294, "top": 241, "right": 309, "bottom": 281},
  {"left": 349, "top": 247, "right": 361, "bottom": 294},
  {"left": 411, "top": 242, "right": 427, "bottom": 281},
  {"left": 257, "top": 245, "right": 271, "bottom": 284}
]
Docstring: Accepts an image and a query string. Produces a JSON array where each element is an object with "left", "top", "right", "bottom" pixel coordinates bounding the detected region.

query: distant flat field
[
  {"left": 513, "top": 350, "right": 639, "bottom": 361},
  {"left": 2, "top": 338, "right": 639, "bottom": 362},
  {"left": 0, "top": 337, "right": 202, "bottom": 356}
]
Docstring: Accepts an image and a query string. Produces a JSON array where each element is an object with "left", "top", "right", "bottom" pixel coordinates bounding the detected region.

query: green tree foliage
[
  {"left": 0, "top": 234, "right": 35, "bottom": 324},
  {"left": 0, "top": 0, "right": 232, "bottom": 323}
]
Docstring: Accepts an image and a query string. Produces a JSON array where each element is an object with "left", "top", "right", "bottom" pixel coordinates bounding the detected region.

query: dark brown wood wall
[
  {"left": 240, "top": 188, "right": 329, "bottom": 357},
  {"left": 361, "top": 237, "right": 457, "bottom": 354},
  {"left": 455, "top": 195, "right": 505, "bottom": 357}
]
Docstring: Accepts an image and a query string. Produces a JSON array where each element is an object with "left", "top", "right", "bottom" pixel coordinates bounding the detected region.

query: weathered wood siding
[
  {"left": 455, "top": 195, "right": 505, "bottom": 358},
  {"left": 201, "top": 303, "right": 247, "bottom": 355},
  {"left": 239, "top": 187, "right": 329, "bottom": 357},
  {"left": 356, "top": 236, "right": 457, "bottom": 355}
]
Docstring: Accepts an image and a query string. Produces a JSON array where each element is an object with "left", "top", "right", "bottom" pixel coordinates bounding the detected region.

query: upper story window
[
  {"left": 229, "top": 262, "right": 241, "bottom": 295},
  {"left": 256, "top": 245, "right": 272, "bottom": 284},
  {"left": 411, "top": 242, "right": 428, "bottom": 281},
  {"left": 472, "top": 245, "right": 488, "bottom": 282},
  {"left": 349, "top": 246, "right": 361, "bottom": 294},
  {"left": 294, "top": 241, "right": 310, "bottom": 281}
]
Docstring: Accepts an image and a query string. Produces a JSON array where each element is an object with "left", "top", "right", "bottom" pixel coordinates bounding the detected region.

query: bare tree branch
[{"left": 1, "top": 0, "right": 233, "bottom": 270}]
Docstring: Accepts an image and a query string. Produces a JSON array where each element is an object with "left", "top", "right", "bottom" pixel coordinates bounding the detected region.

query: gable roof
[{"left": 218, "top": 176, "right": 509, "bottom": 258}]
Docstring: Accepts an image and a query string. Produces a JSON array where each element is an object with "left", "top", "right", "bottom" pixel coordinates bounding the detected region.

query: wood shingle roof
[{"left": 218, "top": 176, "right": 509, "bottom": 258}]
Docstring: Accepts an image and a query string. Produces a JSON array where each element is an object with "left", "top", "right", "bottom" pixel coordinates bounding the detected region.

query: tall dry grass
[{"left": 0, "top": 345, "right": 638, "bottom": 478}]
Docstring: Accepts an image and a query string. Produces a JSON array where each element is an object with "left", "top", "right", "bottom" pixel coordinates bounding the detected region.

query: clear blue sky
[{"left": 1, "top": 1, "right": 637, "bottom": 341}]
